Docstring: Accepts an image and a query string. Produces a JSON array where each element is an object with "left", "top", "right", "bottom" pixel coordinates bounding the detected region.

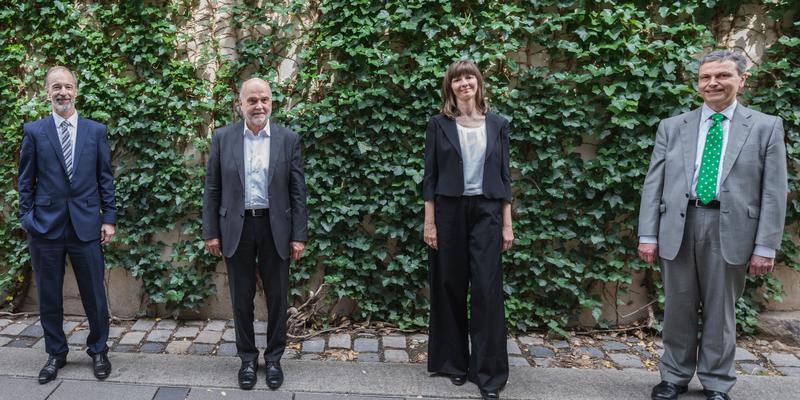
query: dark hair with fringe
[{"left": 440, "top": 60, "right": 488, "bottom": 119}]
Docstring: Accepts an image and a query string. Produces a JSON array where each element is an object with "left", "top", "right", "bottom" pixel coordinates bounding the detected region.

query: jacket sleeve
[
  {"left": 18, "top": 123, "right": 36, "bottom": 219},
  {"left": 422, "top": 118, "right": 438, "bottom": 201},
  {"left": 500, "top": 117, "right": 513, "bottom": 203},
  {"left": 202, "top": 130, "right": 222, "bottom": 240},
  {"left": 637, "top": 120, "right": 668, "bottom": 238},
  {"left": 97, "top": 125, "right": 117, "bottom": 224},
  {"left": 289, "top": 132, "right": 309, "bottom": 242},
  {"left": 754, "top": 116, "right": 788, "bottom": 251}
]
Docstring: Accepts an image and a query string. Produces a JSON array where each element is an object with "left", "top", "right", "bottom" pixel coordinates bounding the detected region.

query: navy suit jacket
[
  {"left": 18, "top": 115, "right": 116, "bottom": 241},
  {"left": 423, "top": 112, "right": 512, "bottom": 202}
]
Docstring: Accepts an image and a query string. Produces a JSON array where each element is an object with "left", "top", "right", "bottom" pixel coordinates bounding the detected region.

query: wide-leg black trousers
[
  {"left": 427, "top": 195, "right": 508, "bottom": 392},
  {"left": 224, "top": 213, "right": 289, "bottom": 362}
]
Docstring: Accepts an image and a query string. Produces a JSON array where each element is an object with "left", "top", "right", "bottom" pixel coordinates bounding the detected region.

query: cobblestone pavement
[{"left": 1, "top": 314, "right": 799, "bottom": 378}]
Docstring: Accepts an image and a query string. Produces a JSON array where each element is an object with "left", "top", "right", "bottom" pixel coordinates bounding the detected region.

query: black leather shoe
[
  {"left": 480, "top": 389, "right": 499, "bottom": 399},
  {"left": 92, "top": 353, "right": 111, "bottom": 380},
  {"left": 265, "top": 361, "right": 284, "bottom": 389},
  {"left": 704, "top": 390, "right": 731, "bottom": 400},
  {"left": 449, "top": 374, "right": 467, "bottom": 386},
  {"left": 238, "top": 360, "right": 258, "bottom": 390},
  {"left": 652, "top": 381, "right": 688, "bottom": 400},
  {"left": 38, "top": 357, "right": 66, "bottom": 384}
]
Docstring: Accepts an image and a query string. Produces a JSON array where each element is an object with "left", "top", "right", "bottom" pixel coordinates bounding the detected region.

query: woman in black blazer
[{"left": 423, "top": 60, "right": 514, "bottom": 400}]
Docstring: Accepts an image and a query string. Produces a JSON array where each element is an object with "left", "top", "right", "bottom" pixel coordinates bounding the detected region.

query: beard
[
  {"left": 51, "top": 97, "right": 74, "bottom": 114},
  {"left": 247, "top": 113, "right": 268, "bottom": 127}
]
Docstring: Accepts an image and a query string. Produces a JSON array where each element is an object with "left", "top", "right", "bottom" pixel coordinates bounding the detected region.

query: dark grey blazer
[
  {"left": 422, "top": 112, "right": 512, "bottom": 202},
  {"left": 202, "top": 120, "right": 308, "bottom": 259}
]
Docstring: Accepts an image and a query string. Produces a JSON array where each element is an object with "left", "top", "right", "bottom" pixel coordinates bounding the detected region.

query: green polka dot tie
[{"left": 696, "top": 113, "right": 725, "bottom": 205}]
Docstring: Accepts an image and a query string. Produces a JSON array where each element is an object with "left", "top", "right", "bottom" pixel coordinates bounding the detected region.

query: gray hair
[
  {"left": 699, "top": 50, "right": 748, "bottom": 76},
  {"left": 44, "top": 66, "right": 78, "bottom": 88}
]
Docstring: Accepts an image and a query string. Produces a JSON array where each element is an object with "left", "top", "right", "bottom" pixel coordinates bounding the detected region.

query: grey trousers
[{"left": 659, "top": 206, "right": 747, "bottom": 393}]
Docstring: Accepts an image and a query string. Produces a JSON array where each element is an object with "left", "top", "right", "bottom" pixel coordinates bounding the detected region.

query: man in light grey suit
[
  {"left": 202, "top": 78, "right": 308, "bottom": 390},
  {"left": 638, "top": 50, "right": 787, "bottom": 400}
]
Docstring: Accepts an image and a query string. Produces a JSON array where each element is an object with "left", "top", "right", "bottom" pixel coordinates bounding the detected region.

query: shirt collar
[
  {"left": 243, "top": 120, "right": 270, "bottom": 137},
  {"left": 53, "top": 111, "right": 79, "bottom": 129},
  {"left": 701, "top": 100, "right": 737, "bottom": 123}
]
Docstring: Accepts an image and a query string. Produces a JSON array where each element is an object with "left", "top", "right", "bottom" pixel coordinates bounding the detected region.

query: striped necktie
[{"left": 59, "top": 120, "right": 73, "bottom": 180}]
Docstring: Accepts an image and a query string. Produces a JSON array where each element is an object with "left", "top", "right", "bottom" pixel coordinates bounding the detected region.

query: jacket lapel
[
  {"left": 231, "top": 121, "right": 245, "bottom": 188},
  {"left": 440, "top": 117, "right": 462, "bottom": 160},
  {"left": 719, "top": 105, "right": 753, "bottom": 185},
  {"left": 267, "top": 122, "right": 283, "bottom": 186},
  {"left": 679, "top": 108, "right": 701, "bottom": 190},
  {"left": 71, "top": 117, "right": 88, "bottom": 175},
  {"left": 43, "top": 115, "right": 69, "bottom": 177},
  {"left": 484, "top": 113, "right": 499, "bottom": 162}
]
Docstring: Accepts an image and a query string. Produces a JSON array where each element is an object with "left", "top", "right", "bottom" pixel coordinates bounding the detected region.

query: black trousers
[
  {"left": 224, "top": 213, "right": 289, "bottom": 362},
  {"left": 427, "top": 195, "right": 508, "bottom": 392},
  {"left": 28, "top": 218, "right": 109, "bottom": 358}
]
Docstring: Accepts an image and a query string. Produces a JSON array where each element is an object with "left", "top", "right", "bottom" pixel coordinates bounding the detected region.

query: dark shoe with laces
[
  {"left": 238, "top": 360, "right": 258, "bottom": 390},
  {"left": 92, "top": 353, "right": 111, "bottom": 380},
  {"left": 38, "top": 356, "right": 66, "bottom": 384},
  {"left": 265, "top": 361, "right": 283, "bottom": 389},
  {"left": 704, "top": 390, "right": 730, "bottom": 400},
  {"left": 652, "top": 381, "right": 688, "bottom": 400},
  {"left": 449, "top": 374, "right": 467, "bottom": 386},
  {"left": 480, "top": 389, "right": 499, "bottom": 399}
]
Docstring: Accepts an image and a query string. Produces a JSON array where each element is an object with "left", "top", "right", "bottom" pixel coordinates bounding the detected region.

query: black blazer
[
  {"left": 423, "top": 112, "right": 512, "bottom": 202},
  {"left": 202, "top": 121, "right": 308, "bottom": 259}
]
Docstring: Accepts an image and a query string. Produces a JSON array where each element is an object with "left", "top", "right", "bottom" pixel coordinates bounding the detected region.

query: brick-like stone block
[
  {"left": 0, "top": 323, "right": 28, "bottom": 336},
  {"left": 328, "top": 333, "right": 351, "bottom": 349},
  {"left": 68, "top": 330, "right": 89, "bottom": 345},
  {"left": 610, "top": 353, "right": 644, "bottom": 369},
  {"left": 174, "top": 327, "right": 199, "bottom": 339},
  {"left": 130, "top": 319, "right": 155, "bottom": 331},
  {"left": 382, "top": 335, "right": 406, "bottom": 349},
  {"left": 119, "top": 331, "right": 146, "bottom": 346},
  {"left": 205, "top": 320, "right": 227, "bottom": 331},
  {"left": 506, "top": 339, "right": 522, "bottom": 355},
  {"left": 735, "top": 347, "right": 758, "bottom": 361},
  {"left": 508, "top": 356, "right": 530, "bottom": 366},
  {"left": 195, "top": 330, "right": 222, "bottom": 344},
  {"left": 147, "top": 330, "right": 172, "bottom": 343},
  {"left": 222, "top": 328, "right": 236, "bottom": 342},
  {"left": 766, "top": 353, "right": 800, "bottom": 367},
  {"left": 302, "top": 338, "right": 325, "bottom": 353},
  {"left": 384, "top": 349, "right": 409, "bottom": 363},
  {"left": 165, "top": 340, "right": 191, "bottom": 354},
  {"left": 353, "top": 338, "right": 379, "bottom": 353},
  {"left": 156, "top": 319, "right": 177, "bottom": 330}
]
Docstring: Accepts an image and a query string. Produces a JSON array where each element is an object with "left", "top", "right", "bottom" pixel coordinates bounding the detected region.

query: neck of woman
[{"left": 456, "top": 98, "right": 477, "bottom": 117}]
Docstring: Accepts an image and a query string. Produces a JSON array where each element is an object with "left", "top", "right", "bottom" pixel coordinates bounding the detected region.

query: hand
[
  {"left": 637, "top": 243, "right": 658, "bottom": 265},
  {"left": 502, "top": 225, "right": 514, "bottom": 252},
  {"left": 100, "top": 224, "right": 115, "bottom": 245},
  {"left": 204, "top": 238, "right": 221, "bottom": 257},
  {"left": 748, "top": 254, "right": 775, "bottom": 276},
  {"left": 290, "top": 241, "right": 305, "bottom": 261},
  {"left": 423, "top": 223, "right": 437, "bottom": 250}
]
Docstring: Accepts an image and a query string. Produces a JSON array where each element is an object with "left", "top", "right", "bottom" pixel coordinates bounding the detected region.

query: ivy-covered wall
[{"left": 2, "top": 0, "right": 798, "bottom": 334}]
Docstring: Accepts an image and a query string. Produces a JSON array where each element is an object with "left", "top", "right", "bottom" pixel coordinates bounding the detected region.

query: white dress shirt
[
  {"left": 52, "top": 111, "right": 78, "bottom": 153},
  {"left": 243, "top": 122, "right": 270, "bottom": 209},
  {"left": 457, "top": 122, "right": 487, "bottom": 196}
]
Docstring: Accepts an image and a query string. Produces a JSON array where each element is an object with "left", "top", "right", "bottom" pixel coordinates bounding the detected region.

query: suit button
[
  {"left": 685, "top": 193, "right": 689, "bottom": 198},
  {"left": 680, "top": 213, "right": 685, "bottom": 218}
]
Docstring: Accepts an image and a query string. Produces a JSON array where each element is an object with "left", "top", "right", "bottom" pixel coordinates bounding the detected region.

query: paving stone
[
  {"left": 205, "top": 320, "right": 227, "bottom": 331},
  {"left": 519, "top": 335, "right": 544, "bottom": 346},
  {"left": 328, "top": 333, "right": 352, "bottom": 349},
  {"left": 19, "top": 324, "right": 44, "bottom": 338},
  {"left": 254, "top": 321, "right": 267, "bottom": 334},
  {"left": 529, "top": 346, "right": 555, "bottom": 358},
  {"left": 255, "top": 335, "right": 267, "bottom": 348},
  {"left": 184, "top": 320, "right": 205, "bottom": 327},
  {"left": 766, "top": 353, "right": 800, "bottom": 367},
  {"left": 174, "top": 327, "right": 200, "bottom": 339},
  {"left": 735, "top": 347, "right": 758, "bottom": 361},
  {"left": 131, "top": 319, "right": 156, "bottom": 331},
  {"left": 119, "top": 331, "right": 146, "bottom": 345},
  {"left": 357, "top": 333, "right": 376, "bottom": 338},
  {"left": 147, "top": 330, "right": 172, "bottom": 343},
  {"left": 0, "top": 323, "right": 28, "bottom": 336},
  {"left": 33, "top": 338, "right": 45, "bottom": 350},
  {"left": 778, "top": 367, "right": 800, "bottom": 377},
  {"left": 382, "top": 335, "right": 406, "bottom": 349},
  {"left": 0, "top": 319, "right": 11, "bottom": 328},
  {"left": 222, "top": 328, "right": 236, "bottom": 342},
  {"left": 165, "top": 340, "right": 192, "bottom": 354},
  {"left": 739, "top": 362, "right": 767, "bottom": 375},
  {"left": 156, "top": 319, "right": 177, "bottom": 330},
  {"left": 188, "top": 343, "right": 214, "bottom": 355},
  {"left": 302, "top": 338, "right": 325, "bottom": 353},
  {"left": 602, "top": 340, "right": 629, "bottom": 352},
  {"left": 62, "top": 321, "right": 80, "bottom": 335},
  {"left": 610, "top": 353, "right": 644, "bottom": 369},
  {"left": 153, "top": 386, "right": 191, "bottom": 400},
  {"left": 294, "top": 395, "right": 391, "bottom": 400},
  {"left": 6, "top": 338, "right": 35, "bottom": 348},
  {"left": 140, "top": 342, "right": 165, "bottom": 354},
  {"left": 625, "top": 337, "right": 641, "bottom": 343},
  {"left": 108, "top": 326, "right": 126, "bottom": 338},
  {"left": 356, "top": 352, "right": 380, "bottom": 362},
  {"left": 68, "top": 330, "right": 89, "bottom": 345},
  {"left": 533, "top": 358, "right": 555, "bottom": 367},
  {"left": 384, "top": 349, "right": 409, "bottom": 362},
  {"left": 48, "top": 380, "right": 158, "bottom": 400},
  {"left": 507, "top": 339, "right": 522, "bottom": 355},
  {"left": 284, "top": 348, "right": 298, "bottom": 359},
  {"left": 550, "top": 340, "right": 570, "bottom": 349},
  {"left": 632, "top": 346, "right": 656, "bottom": 359},
  {"left": 226, "top": 320, "right": 236, "bottom": 328},
  {"left": 0, "top": 336, "right": 12, "bottom": 346},
  {"left": 508, "top": 356, "right": 530, "bottom": 366},
  {"left": 354, "top": 338, "right": 379, "bottom": 353},
  {"left": 195, "top": 330, "right": 222, "bottom": 344},
  {"left": 188, "top": 388, "right": 293, "bottom": 400},
  {"left": 113, "top": 344, "right": 137, "bottom": 353},
  {"left": 578, "top": 346, "right": 605, "bottom": 359},
  {"left": 217, "top": 342, "right": 238, "bottom": 357}
]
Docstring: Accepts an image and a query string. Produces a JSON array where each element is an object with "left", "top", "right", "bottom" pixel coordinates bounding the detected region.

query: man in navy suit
[{"left": 18, "top": 66, "right": 117, "bottom": 384}]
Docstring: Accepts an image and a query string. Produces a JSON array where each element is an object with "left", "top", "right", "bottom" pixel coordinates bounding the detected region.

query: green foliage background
[{"left": 1, "top": 0, "right": 798, "bottom": 334}]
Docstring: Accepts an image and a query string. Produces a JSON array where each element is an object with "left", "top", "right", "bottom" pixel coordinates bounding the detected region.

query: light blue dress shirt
[{"left": 243, "top": 122, "right": 270, "bottom": 209}]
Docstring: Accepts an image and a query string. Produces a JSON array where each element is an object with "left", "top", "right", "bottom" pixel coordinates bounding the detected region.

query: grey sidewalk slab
[
  {"left": 0, "top": 376, "right": 59, "bottom": 400},
  {"left": 188, "top": 387, "right": 292, "bottom": 399},
  {"left": 1, "top": 347, "right": 799, "bottom": 400},
  {"left": 47, "top": 380, "right": 158, "bottom": 400}
]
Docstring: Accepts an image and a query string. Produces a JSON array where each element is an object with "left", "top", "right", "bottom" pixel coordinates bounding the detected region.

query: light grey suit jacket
[
  {"left": 638, "top": 104, "right": 788, "bottom": 265},
  {"left": 202, "top": 121, "right": 308, "bottom": 259}
]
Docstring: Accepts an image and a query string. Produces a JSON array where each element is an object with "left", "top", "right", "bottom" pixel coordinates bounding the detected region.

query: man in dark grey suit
[
  {"left": 638, "top": 50, "right": 787, "bottom": 400},
  {"left": 202, "top": 78, "right": 308, "bottom": 390}
]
